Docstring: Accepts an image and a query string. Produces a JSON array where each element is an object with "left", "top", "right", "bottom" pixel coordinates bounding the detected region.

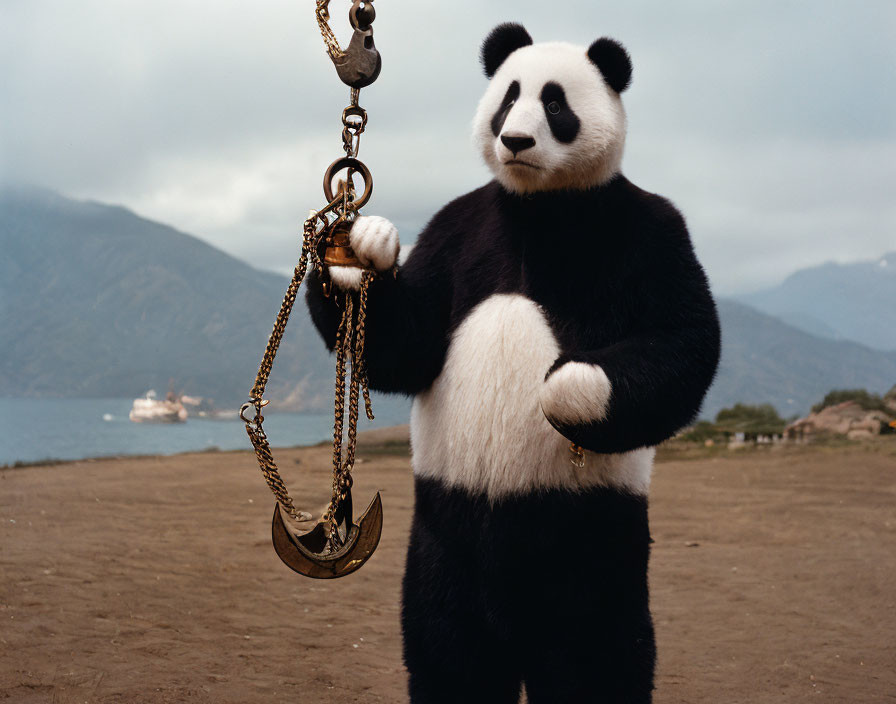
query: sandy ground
[{"left": 1, "top": 431, "right": 894, "bottom": 703}]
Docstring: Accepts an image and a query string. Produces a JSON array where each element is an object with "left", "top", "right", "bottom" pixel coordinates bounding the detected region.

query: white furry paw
[
  {"left": 540, "top": 361, "right": 612, "bottom": 426},
  {"left": 328, "top": 265, "right": 364, "bottom": 291},
  {"left": 350, "top": 215, "right": 400, "bottom": 272}
]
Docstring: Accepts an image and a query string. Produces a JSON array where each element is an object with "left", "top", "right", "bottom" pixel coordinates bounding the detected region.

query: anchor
[{"left": 272, "top": 492, "right": 383, "bottom": 579}]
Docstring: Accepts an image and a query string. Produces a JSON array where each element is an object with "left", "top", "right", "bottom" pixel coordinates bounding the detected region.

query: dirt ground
[{"left": 1, "top": 430, "right": 894, "bottom": 703}]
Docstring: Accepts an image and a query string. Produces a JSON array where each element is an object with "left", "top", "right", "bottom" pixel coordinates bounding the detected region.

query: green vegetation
[
  {"left": 714, "top": 403, "right": 787, "bottom": 438},
  {"left": 677, "top": 385, "right": 896, "bottom": 448},
  {"left": 811, "top": 389, "right": 891, "bottom": 414},
  {"left": 678, "top": 404, "right": 787, "bottom": 443},
  {"left": 677, "top": 420, "right": 725, "bottom": 443}
]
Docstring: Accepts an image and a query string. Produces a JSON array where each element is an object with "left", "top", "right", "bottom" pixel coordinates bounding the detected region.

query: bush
[
  {"left": 714, "top": 403, "right": 786, "bottom": 437},
  {"left": 811, "top": 389, "right": 890, "bottom": 414},
  {"left": 678, "top": 420, "right": 723, "bottom": 443}
]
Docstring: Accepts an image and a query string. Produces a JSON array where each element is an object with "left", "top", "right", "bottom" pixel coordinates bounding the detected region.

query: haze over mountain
[
  {"left": 705, "top": 300, "right": 896, "bottom": 418},
  {"left": 2, "top": 186, "right": 894, "bottom": 420},
  {"left": 738, "top": 253, "right": 896, "bottom": 351},
  {"left": 0, "top": 185, "right": 333, "bottom": 409}
]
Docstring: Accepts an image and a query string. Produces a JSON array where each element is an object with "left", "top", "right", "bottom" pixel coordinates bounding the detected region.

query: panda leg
[
  {"left": 515, "top": 490, "right": 656, "bottom": 703},
  {"left": 407, "top": 668, "right": 521, "bottom": 704},
  {"left": 521, "top": 609, "right": 656, "bottom": 704},
  {"left": 401, "top": 522, "right": 522, "bottom": 703}
]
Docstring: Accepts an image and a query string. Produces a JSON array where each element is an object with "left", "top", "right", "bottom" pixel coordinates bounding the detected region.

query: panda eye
[{"left": 547, "top": 101, "right": 561, "bottom": 115}]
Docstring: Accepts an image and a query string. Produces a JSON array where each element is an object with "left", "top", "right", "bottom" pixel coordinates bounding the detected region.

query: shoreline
[
  {"left": 4, "top": 426, "right": 893, "bottom": 471},
  {"left": 1, "top": 424, "right": 413, "bottom": 471}
]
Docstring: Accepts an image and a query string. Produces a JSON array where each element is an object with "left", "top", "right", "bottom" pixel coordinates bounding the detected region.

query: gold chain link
[
  {"left": 319, "top": 271, "right": 374, "bottom": 542},
  {"left": 356, "top": 271, "right": 375, "bottom": 420},
  {"left": 315, "top": 0, "right": 345, "bottom": 60},
  {"left": 243, "top": 220, "right": 320, "bottom": 521}
]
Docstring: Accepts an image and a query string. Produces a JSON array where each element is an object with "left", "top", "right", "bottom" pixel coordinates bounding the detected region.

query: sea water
[{"left": 0, "top": 396, "right": 411, "bottom": 466}]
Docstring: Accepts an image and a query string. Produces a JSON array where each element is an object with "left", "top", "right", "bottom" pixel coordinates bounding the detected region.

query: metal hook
[{"left": 330, "top": 1, "right": 381, "bottom": 88}]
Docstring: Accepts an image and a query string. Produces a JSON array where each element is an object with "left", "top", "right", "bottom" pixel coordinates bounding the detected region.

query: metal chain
[
  {"left": 242, "top": 220, "right": 321, "bottom": 521},
  {"left": 315, "top": 0, "right": 345, "bottom": 60},
  {"left": 243, "top": 204, "right": 374, "bottom": 530},
  {"left": 342, "top": 100, "right": 367, "bottom": 157},
  {"left": 242, "top": 0, "right": 378, "bottom": 544},
  {"left": 343, "top": 276, "right": 370, "bottom": 470},
  {"left": 319, "top": 271, "right": 373, "bottom": 543},
  {"left": 356, "top": 271, "right": 375, "bottom": 419},
  {"left": 323, "top": 291, "right": 353, "bottom": 539},
  {"left": 249, "top": 224, "right": 313, "bottom": 404}
]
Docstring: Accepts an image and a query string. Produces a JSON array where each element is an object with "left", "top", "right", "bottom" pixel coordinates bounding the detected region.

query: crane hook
[{"left": 330, "top": 1, "right": 381, "bottom": 89}]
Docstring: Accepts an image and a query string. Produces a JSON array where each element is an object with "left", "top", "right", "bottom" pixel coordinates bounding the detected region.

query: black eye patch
[
  {"left": 540, "top": 82, "right": 580, "bottom": 143},
  {"left": 491, "top": 80, "right": 520, "bottom": 137}
]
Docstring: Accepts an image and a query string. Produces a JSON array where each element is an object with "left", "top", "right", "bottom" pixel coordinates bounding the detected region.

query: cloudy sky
[{"left": 2, "top": 0, "right": 894, "bottom": 294}]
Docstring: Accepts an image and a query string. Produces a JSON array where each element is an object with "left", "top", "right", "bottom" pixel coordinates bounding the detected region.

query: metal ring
[
  {"left": 323, "top": 157, "right": 373, "bottom": 210},
  {"left": 240, "top": 398, "right": 269, "bottom": 424},
  {"left": 349, "top": 0, "right": 375, "bottom": 31},
  {"left": 342, "top": 105, "right": 367, "bottom": 130},
  {"left": 240, "top": 402, "right": 258, "bottom": 424}
]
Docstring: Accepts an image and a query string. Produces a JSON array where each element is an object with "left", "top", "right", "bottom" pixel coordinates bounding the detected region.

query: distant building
[{"left": 785, "top": 401, "right": 894, "bottom": 441}]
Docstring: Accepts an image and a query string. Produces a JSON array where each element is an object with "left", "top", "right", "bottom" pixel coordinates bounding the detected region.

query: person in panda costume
[{"left": 307, "top": 22, "right": 721, "bottom": 704}]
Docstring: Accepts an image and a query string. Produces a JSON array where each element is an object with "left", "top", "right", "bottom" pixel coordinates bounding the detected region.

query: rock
[{"left": 785, "top": 401, "right": 895, "bottom": 440}]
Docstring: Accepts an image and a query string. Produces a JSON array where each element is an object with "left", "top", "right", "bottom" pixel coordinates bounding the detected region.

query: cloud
[
  {"left": 2, "top": 0, "right": 894, "bottom": 294},
  {"left": 627, "top": 136, "right": 896, "bottom": 293}
]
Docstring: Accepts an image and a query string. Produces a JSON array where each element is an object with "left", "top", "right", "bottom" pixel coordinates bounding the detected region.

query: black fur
[
  {"left": 540, "top": 81, "right": 580, "bottom": 143},
  {"left": 403, "top": 477, "right": 655, "bottom": 703},
  {"left": 588, "top": 37, "right": 633, "bottom": 93},
  {"left": 491, "top": 80, "right": 521, "bottom": 137},
  {"left": 307, "top": 177, "right": 721, "bottom": 453},
  {"left": 481, "top": 23, "right": 533, "bottom": 78}
]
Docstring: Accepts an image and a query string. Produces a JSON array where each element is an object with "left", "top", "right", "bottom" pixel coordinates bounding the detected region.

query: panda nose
[{"left": 501, "top": 134, "right": 536, "bottom": 157}]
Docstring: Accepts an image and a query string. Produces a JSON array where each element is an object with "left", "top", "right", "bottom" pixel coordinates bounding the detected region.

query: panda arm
[
  {"left": 541, "top": 213, "right": 721, "bottom": 454},
  {"left": 305, "top": 210, "right": 457, "bottom": 396}
]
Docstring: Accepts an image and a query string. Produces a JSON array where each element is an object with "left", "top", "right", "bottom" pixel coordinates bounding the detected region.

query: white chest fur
[{"left": 410, "top": 294, "right": 654, "bottom": 499}]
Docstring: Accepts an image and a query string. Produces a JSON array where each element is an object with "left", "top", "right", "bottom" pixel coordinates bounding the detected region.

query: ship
[{"left": 129, "top": 390, "right": 188, "bottom": 424}]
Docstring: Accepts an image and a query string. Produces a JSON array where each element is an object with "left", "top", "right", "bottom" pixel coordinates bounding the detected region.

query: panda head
[{"left": 473, "top": 23, "right": 633, "bottom": 194}]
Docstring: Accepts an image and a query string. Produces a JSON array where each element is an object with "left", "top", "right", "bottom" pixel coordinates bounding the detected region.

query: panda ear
[
  {"left": 587, "top": 37, "right": 633, "bottom": 93},
  {"left": 481, "top": 23, "right": 533, "bottom": 78}
]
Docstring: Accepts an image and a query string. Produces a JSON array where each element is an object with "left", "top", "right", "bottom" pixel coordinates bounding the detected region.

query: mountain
[
  {"left": 703, "top": 300, "right": 896, "bottom": 419},
  {"left": 2, "top": 186, "right": 894, "bottom": 421},
  {"left": 737, "top": 253, "right": 896, "bottom": 351},
  {"left": 0, "top": 185, "right": 333, "bottom": 408}
]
